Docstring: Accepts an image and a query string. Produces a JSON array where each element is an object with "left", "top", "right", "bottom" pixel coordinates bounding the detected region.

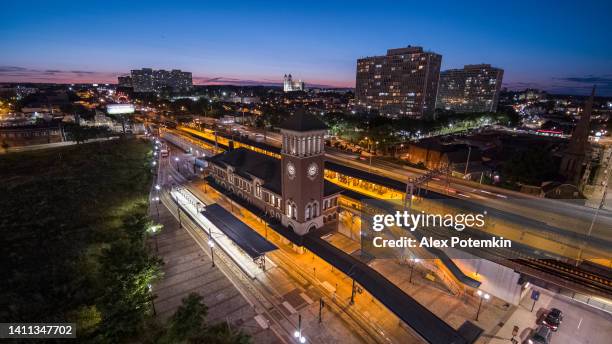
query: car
[
  {"left": 542, "top": 308, "right": 563, "bottom": 331},
  {"left": 526, "top": 325, "right": 552, "bottom": 344}
]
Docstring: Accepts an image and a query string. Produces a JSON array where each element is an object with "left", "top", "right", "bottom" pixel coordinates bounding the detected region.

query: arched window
[
  {"left": 287, "top": 201, "right": 294, "bottom": 218},
  {"left": 312, "top": 201, "right": 319, "bottom": 217},
  {"left": 305, "top": 204, "right": 311, "bottom": 220},
  {"left": 292, "top": 203, "right": 297, "bottom": 219},
  {"left": 255, "top": 182, "right": 261, "bottom": 198}
]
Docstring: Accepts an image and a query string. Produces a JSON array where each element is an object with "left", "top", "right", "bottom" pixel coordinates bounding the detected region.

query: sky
[{"left": 1, "top": 0, "right": 611, "bottom": 95}]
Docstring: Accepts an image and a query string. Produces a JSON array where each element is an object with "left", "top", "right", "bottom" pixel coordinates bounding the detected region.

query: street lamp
[
  {"left": 153, "top": 196, "right": 160, "bottom": 219},
  {"left": 475, "top": 290, "right": 490, "bottom": 321},
  {"left": 409, "top": 258, "right": 420, "bottom": 283},
  {"left": 174, "top": 157, "right": 180, "bottom": 170},
  {"left": 148, "top": 283, "right": 156, "bottom": 315},
  {"left": 155, "top": 184, "right": 161, "bottom": 191},
  {"left": 293, "top": 314, "right": 306, "bottom": 343},
  {"left": 208, "top": 240, "right": 215, "bottom": 267}
]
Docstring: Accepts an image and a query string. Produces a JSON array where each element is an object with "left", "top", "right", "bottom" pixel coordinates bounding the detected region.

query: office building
[
  {"left": 125, "top": 68, "right": 192, "bottom": 93},
  {"left": 283, "top": 74, "right": 305, "bottom": 92},
  {"left": 436, "top": 64, "right": 504, "bottom": 113},
  {"left": 355, "top": 46, "right": 442, "bottom": 118}
]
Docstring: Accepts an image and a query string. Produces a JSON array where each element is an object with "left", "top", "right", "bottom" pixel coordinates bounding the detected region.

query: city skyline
[{"left": 1, "top": 0, "right": 612, "bottom": 95}]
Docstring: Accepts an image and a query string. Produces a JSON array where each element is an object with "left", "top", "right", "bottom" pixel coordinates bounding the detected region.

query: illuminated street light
[
  {"left": 148, "top": 283, "right": 156, "bottom": 315},
  {"left": 155, "top": 184, "right": 161, "bottom": 191},
  {"left": 294, "top": 314, "right": 306, "bottom": 343},
  {"left": 208, "top": 240, "right": 215, "bottom": 267},
  {"left": 475, "top": 290, "right": 490, "bottom": 321}
]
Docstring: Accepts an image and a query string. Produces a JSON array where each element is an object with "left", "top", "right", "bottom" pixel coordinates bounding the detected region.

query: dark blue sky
[{"left": 1, "top": 0, "right": 611, "bottom": 95}]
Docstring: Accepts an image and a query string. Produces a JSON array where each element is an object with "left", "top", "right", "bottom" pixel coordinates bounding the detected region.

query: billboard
[{"left": 107, "top": 104, "right": 135, "bottom": 115}]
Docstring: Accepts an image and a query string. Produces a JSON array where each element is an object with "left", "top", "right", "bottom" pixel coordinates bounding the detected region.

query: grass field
[{"left": 0, "top": 138, "right": 159, "bottom": 340}]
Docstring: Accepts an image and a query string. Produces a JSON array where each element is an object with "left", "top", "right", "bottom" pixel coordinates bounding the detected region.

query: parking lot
[{"left": 490, "top": 287, "right": 612, "bottom": 344}]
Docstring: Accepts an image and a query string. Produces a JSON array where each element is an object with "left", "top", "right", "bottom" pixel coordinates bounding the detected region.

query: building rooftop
[
  {"left": 280, "top": 111, "right": 328, "bottom": 132},
  {"left": 208, "top": 148, "right": 342, "bottom": 197}
]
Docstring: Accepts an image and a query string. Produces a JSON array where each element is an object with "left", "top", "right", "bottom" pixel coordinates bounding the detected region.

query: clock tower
[{"left": 280, "top": 111, "right": 328, "bottom": 235}]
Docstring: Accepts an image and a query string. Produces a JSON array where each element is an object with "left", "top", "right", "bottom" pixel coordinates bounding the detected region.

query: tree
[
  {"left": 196, "top": 323, "right": 251, "bottom": 344},
  {"left": 502, "top": 147, "right": 558, "bottom": 185},
  {"left": 93, "top": 236, "right": 163, "bottom": 342},
  {"left": 160, "top": 293, "right": 208, "bottom": 343},
  {"left": 159, "top": 293, "right": 252, "bottom": 344}
]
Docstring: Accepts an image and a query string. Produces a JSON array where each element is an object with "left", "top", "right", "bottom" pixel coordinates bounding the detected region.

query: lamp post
[
  {"left": 409, "top": 258, "right": 420, "bottom": 284},
  {"left": 174, "top": 157, "right": 180, "bottom": 171},
  {"left": 148, "top": 283, "right": 156, "bottom": 315},
  {"left": 208, "top": 240, "right": 215, "bottom": 267},
  {"left": 475, "top": 290, "right": 490, "bottom": 321},
  {"left": 153, "top": 196, "right": 160, "bottom": 219},
  {"left": 293, "top": 314, "right": 306, "bottom": 343},
  {"left": 318, "top": 298, "right": 324, "bottom": 323}
]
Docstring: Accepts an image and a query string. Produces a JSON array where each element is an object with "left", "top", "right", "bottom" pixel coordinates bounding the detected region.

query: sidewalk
[{"left": 148, "top": 195, "right": 279, "bottom": 343}]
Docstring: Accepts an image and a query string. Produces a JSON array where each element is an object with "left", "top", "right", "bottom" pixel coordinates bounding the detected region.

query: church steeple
[{"left": 559, "top": 86, "right": 596, "bottom": 185}]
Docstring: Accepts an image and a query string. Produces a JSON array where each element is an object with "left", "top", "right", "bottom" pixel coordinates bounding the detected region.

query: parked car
[
  {"left": 542, "top": 308, "right": 563, "bottom": 331},
  {"left": 527, "top": 325, "right": 552, "bottom": 344}
]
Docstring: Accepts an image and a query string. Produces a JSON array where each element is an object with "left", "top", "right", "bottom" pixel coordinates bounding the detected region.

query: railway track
[{"left": 511, "top": 258, "right": 612, "bottom": 296}]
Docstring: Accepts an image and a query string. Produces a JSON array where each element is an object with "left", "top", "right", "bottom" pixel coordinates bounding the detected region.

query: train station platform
[{"left": 205, "top": 176, "right": 476, "bottom": 344}]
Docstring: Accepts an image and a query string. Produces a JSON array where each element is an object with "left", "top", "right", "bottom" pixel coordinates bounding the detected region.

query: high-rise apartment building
[
  {"left": 125, "top": 68, "right": 192, "bottom": 93},
  {"left": 355, "top": 46, "right": 442, "bottom": 118},
  {"left": 436, "top": 64, "right": 504, "bottom": 113}
]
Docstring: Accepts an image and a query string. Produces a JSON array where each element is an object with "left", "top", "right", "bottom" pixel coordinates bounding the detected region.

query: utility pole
[{"left": 350, "top": 279, "right": 356, "bottom": 305}]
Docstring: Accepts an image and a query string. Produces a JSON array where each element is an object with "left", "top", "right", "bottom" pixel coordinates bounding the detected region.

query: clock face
[
  {"left": 286, "top": 162, "right": 296, "bottom": 178},
  {"left": 307, "top": 163, "right": 318, "bottom": 178}
]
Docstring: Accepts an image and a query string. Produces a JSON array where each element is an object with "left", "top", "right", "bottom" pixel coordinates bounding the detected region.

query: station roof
[
  {"left": 324, "top": 160, "right": 406, "bottom": 191},
  {"left": 202, "top": 203, "right": 277, "bottom": 259}
]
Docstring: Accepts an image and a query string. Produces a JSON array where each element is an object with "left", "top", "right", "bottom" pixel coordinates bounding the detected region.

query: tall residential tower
[
  {"left": 125, "top": 68, "right": 192, "bottom": 93},
  {"left": 355, "top": 46, "right": 442, "bottom": 118},
  {"left": 436, "top": 64, "right": 504, "bottom": 113}
]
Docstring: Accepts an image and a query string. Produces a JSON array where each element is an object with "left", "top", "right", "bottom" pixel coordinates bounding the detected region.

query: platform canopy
[{"left": 203, "top": 204, "right": 277, "bottom": 259}]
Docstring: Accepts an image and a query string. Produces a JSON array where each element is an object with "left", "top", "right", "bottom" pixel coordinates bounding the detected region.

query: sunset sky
[{"left": 1, "top": 0, "right": 611, "bottom": 95}]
